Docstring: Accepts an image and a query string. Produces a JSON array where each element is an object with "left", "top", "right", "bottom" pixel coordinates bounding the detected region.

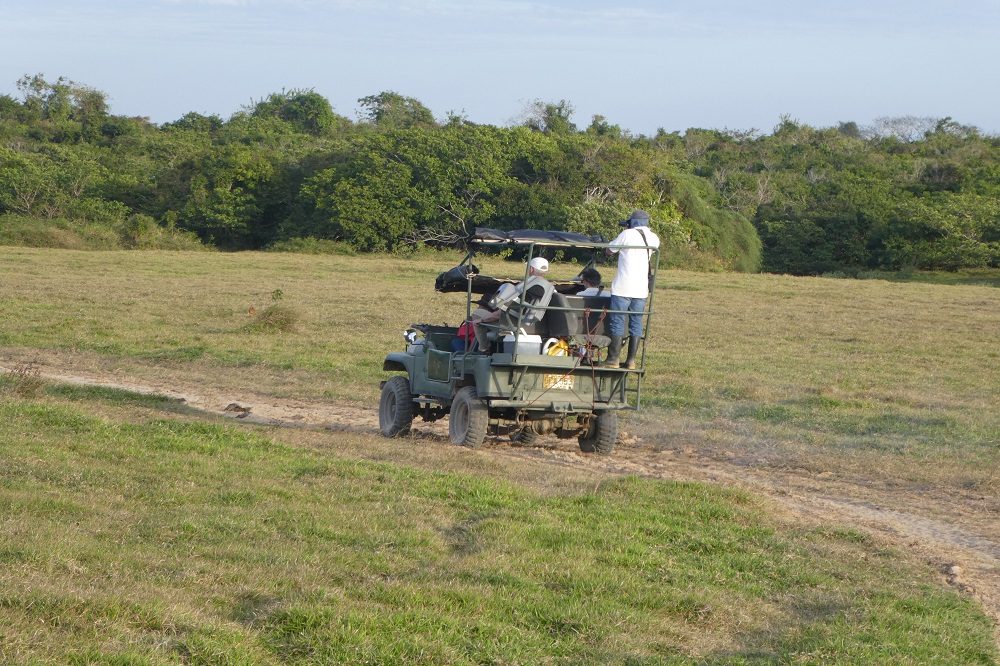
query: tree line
[{"left": 1, "top": 74, "right": 997, "bottom": 274}]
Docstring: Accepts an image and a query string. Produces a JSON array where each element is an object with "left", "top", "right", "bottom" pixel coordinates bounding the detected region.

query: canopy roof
[
  {"left": 434, "top": 228, "right": 614, "bottom": 294},
  {"left": 469, "top": 228, "right": 606, "bottom": 247}
]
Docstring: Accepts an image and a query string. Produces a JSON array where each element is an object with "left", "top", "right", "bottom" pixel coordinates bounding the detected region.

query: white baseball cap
[{"left": 528, "top": 257, "right": 549, "bottom": 273}]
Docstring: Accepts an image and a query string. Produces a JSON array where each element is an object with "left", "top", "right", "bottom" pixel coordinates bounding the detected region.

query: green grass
[
  {"left": 1, "top": 245, "right": 998, "bottom": 661},
  {"left": 2, "top": 247, "right": 996, "bottom": 492},
  {"left": 44, "top": 382, "right": 187, "bottom": 409},
  {"left": 0, "top": 395, "right": 995, "bottom": 664}
]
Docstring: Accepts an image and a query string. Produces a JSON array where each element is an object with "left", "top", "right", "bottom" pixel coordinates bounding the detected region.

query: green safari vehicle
[{"left": 378, "top": 228, "right": 659, "bottom": 455}]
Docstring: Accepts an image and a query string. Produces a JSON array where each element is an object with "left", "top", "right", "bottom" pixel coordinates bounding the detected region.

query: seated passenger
[
  {"left": 464, "top": 292, "right": 497, "bottom": 352},
  {"left": 471, "top": 257, "right": 554, "bottom": 353},
  {"left": 451, "top": 320, "right": 475, "bottom": 352},
  {"left": 577, "top": 267, "right": 610, "bottom": 297}
]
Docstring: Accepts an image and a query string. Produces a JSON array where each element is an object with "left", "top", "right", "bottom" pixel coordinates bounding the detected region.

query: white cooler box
[{"left": 502, "top": 334, "right": 543, "bottom": 355}]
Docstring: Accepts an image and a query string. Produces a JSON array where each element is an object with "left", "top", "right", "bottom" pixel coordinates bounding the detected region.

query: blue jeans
[{"left": 609, "top": 295, "right": 646, "bottom": 337}]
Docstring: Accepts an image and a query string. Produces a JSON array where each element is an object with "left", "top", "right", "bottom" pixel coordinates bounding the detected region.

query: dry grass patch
[
  {"left": 243, "top": 303, "right": 302, "bottom": 333},
  {"left": 0, "top": 362, "right": 44, "bottom": 398}
]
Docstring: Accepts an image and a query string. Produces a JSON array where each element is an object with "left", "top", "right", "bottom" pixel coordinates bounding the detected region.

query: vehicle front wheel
[
  {"left": 449, "top": 386, "right": 488, "bottom": 448},
  {"left": 379, "top": 376, "right": 414, "bottom": 437},
  {"left": 578, "top": 411, "right": 618, "bottom": 455}
]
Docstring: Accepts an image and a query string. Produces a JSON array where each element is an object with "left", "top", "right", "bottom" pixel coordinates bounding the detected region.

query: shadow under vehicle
[{"left": 378, "top": 228, "right": 659, "bottom": 455}]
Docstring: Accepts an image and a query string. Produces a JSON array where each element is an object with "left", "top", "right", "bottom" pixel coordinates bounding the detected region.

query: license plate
[{"left": 543, "top": 374, "right": 574, "bottom": 390}]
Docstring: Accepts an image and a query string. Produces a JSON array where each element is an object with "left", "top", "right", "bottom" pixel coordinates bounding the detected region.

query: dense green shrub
[
  {"left": 2, "top": 74, "right": 997, "bottom": 273},
  {"left": 266, "top": 237, "right": 357, "bottom": 255},
  {"left": 0, "top": 215, "right": 119, "bottom": 249},
  {"left": 118, "top": 214, "right": 208, "bottom": 251},
  {"left": 691, "top": 122, "right": 999, "bottom": 273},
  {"left": 0, "top": 213, "right": 207, "bottom": 251}
]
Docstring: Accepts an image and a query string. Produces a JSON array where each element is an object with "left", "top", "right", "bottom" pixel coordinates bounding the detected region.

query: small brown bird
[{"left": 248, "top": 305, "right": 256, "bottom": 316}]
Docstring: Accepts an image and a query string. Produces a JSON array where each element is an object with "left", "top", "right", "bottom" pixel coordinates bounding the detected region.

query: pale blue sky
[{"left": 3, "top": 0, "right": 999, "bottom": 134}]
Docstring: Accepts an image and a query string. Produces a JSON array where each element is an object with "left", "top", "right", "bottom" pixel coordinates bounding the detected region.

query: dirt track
[{"left": 2, "top": 353, "right": 998, "bottom": 646}]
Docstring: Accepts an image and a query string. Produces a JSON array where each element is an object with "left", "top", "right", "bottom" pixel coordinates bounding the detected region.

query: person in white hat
[{"left": 471, "top": 256, "right": 554, "bottom": 353}]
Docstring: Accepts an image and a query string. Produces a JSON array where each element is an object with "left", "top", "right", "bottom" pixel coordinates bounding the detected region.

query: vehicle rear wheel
[
  {"left": 510, "top": 426, "right": 539, "bottom": 446},
  {"left": 449, "top": 386, "right": 488, "bottom": 448},
  {"left": 379, "top": 376, "right": 414, "bottom": 437},
  {"left": 578, "top": 411, "right": 618, "bottom": 455}
]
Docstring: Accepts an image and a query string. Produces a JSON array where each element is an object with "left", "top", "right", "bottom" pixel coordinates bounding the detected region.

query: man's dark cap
[{"left": 620, "top": 209, "right": 651, "bottom": 227}]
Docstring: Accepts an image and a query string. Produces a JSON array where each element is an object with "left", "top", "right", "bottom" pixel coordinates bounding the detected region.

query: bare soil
[{"left": 2, "top": 349, "right": 997, "bottom": 646}]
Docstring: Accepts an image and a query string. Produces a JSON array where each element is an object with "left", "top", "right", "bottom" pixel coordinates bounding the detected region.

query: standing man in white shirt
[{"left": 604, "top": 210, "right": 660, "bottom": 368}]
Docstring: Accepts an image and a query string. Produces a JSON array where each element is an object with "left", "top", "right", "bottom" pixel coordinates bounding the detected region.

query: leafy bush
[
  {"left": 118, "top": 214, "right": 207, "bottom": 251},
  {"left": 667, "top": 174, "right": 762, "bottom": 272},
  {"left": 243, "top": 304, "right": 301, "bottom": 333},
  {"left": 0, "top": 215, "right": 119, "bottom": 249},
  {"left": 662, "top": 244, "right": 730, "bottom": 272},
  {"left": 0, "top": 213, "right": 207, "bottom": 251},
  {"left": 266, "top": 237, "right": 357, "bottom": 255}
]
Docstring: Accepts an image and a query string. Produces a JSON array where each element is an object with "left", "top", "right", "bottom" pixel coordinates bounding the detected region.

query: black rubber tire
[
  {"left": 379, "top": 376, "right": 414, "bottom": 437},
  {"left": 578, "top": 411, "right": 618, "bottom": 455},
  {"left": 510, "top": 426, "right": 539, "bottom": 446},
  {"left": 449, "top": 386, "right": 488, "bottom": 448}
]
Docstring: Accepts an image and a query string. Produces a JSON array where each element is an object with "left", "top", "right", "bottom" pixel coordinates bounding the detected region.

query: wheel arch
[
  {"left": 455, "top": 373, "right": 478, "bottom": 389},
  {"left": 382, "top": 352, "right": 412, "bottom": 373}
]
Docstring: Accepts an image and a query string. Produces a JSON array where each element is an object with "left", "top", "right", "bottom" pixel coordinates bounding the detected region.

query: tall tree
[
  {"left": 357, "top": 91, "right": 436, "bottom": 129},
  {"left": 250, "top": 89, "right": 345, "bottom": 135},
  {"left": 521, "top": 99, "right": 576, "bottom": 134}
]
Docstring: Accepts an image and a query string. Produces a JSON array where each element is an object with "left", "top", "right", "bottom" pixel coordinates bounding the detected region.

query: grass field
[
  {"left": 0, "top": 389, "right": 996, "bottom": 664},
  {"left": 1, "top": 247, "right": 997, "bottom": 491},
  {"left": 1, "top": 247, "right": 999, "bottom": 663}
]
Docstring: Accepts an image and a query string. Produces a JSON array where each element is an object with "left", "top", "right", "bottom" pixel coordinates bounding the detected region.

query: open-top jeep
[{"left": 378, "top": 228, "right": 659, "bottom": 455}]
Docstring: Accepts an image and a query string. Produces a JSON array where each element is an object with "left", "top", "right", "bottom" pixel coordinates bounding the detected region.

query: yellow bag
[{"left": 545, "top": 338, "right": 569, "bottom": 356}]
